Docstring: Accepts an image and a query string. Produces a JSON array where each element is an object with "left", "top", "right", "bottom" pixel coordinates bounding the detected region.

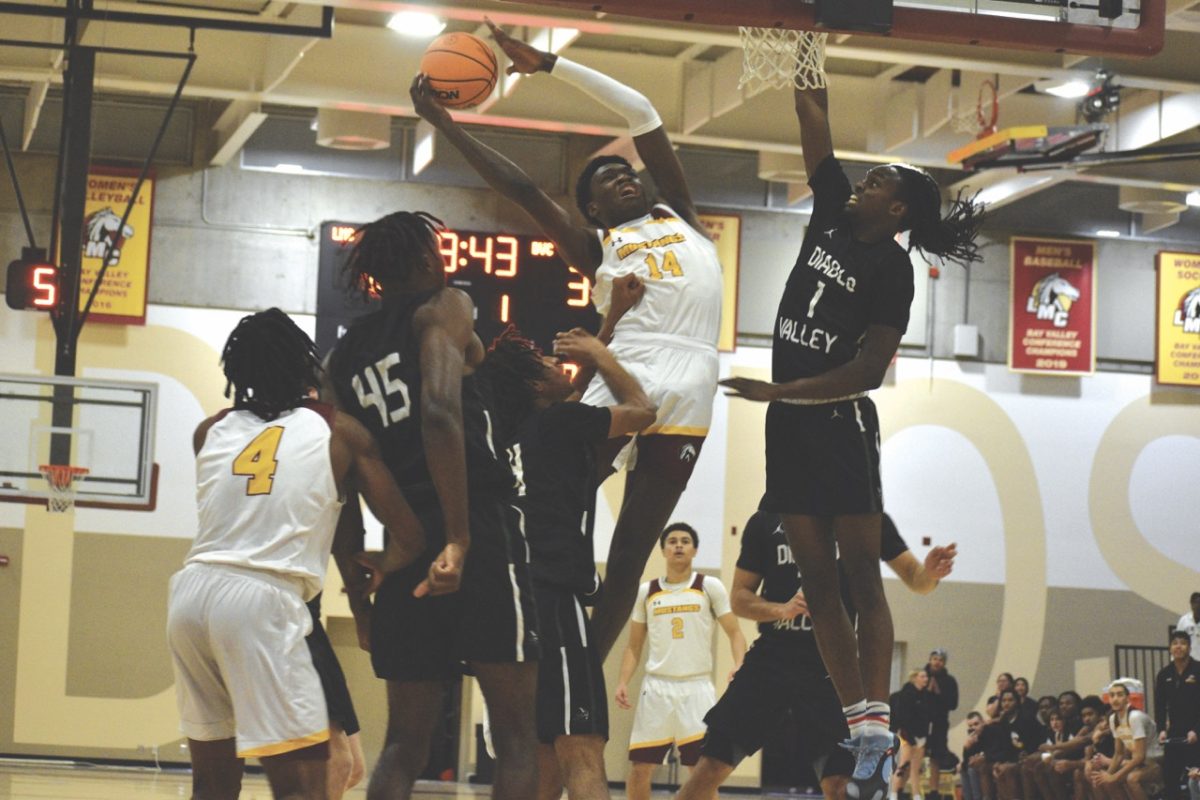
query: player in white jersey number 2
[
  {"left": 412, "top": 19, "right": 724, "bottom": 659},
  {"left": 167, "top": 309, "right": 425, "bottom": 800},
  {"left": 614, "top": 523, "right": 747, "bottom": 800}
]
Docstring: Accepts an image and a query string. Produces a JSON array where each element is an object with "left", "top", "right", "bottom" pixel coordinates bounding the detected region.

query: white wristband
[{"left": 550, "top": 56, "right": 662, "bottom": 137}]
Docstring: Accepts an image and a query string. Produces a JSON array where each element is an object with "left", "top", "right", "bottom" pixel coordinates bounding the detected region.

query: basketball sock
[
  {"left": 865, "top": 701, "right": 891, "bottom": 737},
  {"left": 843, "top": 700, "right": 869, "bottom": 737}
]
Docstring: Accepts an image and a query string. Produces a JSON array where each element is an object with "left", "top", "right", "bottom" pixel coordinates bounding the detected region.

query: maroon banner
[{"left": 1009, "top": 236, "right": 1096, "bottom": 375}]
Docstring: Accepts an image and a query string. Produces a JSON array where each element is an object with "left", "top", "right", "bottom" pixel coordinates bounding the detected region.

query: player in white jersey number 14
[{"left": 412, "top": 19, "right": 724, "bottom": 660}]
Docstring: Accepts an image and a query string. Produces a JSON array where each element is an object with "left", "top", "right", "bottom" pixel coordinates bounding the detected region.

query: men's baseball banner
[
  {"left": 1008, "top": 236, "right": 1096, "bottom": 375},
  {"left": 1155, "top": 251, "right": 1200, "bottom": 386},
  {"left": 77, "top": 168, "right": 155, "bottom": 325}
]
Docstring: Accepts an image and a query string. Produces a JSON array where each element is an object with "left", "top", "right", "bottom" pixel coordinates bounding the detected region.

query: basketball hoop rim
[{"left": 38, "top": 464, "right": 90, "bottom": 488}]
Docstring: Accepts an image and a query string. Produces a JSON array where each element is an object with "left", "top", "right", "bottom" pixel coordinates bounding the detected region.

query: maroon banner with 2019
[{"left": 1008, "top": 236, "right": 1096, "bottom": 375}]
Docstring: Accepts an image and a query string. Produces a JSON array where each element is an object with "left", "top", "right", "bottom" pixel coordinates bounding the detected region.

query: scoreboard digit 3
[{"left": 316, "top": 221, "right": 600, "bottom": 357}]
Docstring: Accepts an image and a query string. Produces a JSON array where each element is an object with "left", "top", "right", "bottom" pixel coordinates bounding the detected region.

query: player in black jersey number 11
[{"left": 720, "top": 80, "right": 984, "bottom": 800}]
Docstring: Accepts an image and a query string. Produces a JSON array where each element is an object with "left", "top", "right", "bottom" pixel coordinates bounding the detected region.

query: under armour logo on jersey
[
  {"left": 824, "top": 227, "right": 837, "bottom": 238},
  {"left": 679, "top": 444, "right": 698, "bottom": 463}
]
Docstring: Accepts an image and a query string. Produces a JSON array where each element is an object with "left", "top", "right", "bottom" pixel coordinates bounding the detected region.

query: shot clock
[
  {"left": 5, "top": 250, "right": 59, "bottom": 311},
  {"left": 315, "top": 220, "right": 600, "bottom": 358}
]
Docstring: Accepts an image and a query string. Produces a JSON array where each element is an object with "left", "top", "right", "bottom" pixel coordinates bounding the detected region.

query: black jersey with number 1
[
  {"left": 509, "top": 401, "right": 611, "bottom": 596},
  {"left": 328, "top": 287, "right": 513, "bottom": 502},
  {"left": 772, "top": 156, "right": 915, "bottom": 383},
  {"left": 737, "top": 510, "right": 909, "bottom": 665}
]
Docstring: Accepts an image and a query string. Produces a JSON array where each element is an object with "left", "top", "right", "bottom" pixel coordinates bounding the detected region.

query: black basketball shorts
[
  {"left": 760, "top": 397, "right": 883, "bottom": 516},
  {"left": 701, "top": 640, "right": 853, "bottom": 779},
  {"left": 370, "top": 495, "right": 541, "bottom": 682},
  {"left": 533, "top": 582, "right": 608, "bottom": 745},
  {"left": 306, "top": 593, "right": 360, "bottom": 736}
]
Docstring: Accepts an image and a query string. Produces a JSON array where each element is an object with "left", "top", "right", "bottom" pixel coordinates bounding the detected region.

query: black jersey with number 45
[
  {"left": 772, "top": 156, "right": 915, "bottom": 383},
  {"left": 328, "top": 287, "right": 512, "bottom": 501},
  {"left": 737, "top": 510, "right": 908, "bottom": 665}
]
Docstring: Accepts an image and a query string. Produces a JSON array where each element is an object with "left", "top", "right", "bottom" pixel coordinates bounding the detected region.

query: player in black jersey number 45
[{"left": 720, "top": 79, "right": 984, "bottom": 800}]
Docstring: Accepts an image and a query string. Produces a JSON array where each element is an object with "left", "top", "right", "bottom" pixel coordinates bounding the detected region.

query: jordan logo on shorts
[
  {"left": 679, "top": 444, "right": 698, "bottom": 463},
  {"left": 831, "top": 407, "right": 842, "bottom": 420}
]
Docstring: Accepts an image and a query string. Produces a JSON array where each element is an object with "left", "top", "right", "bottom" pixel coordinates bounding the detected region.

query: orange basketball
[{"left": 419, "top": 32, "right": 498, "bottom": 109}]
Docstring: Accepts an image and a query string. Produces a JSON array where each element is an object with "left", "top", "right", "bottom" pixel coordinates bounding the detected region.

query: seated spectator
[
  {"left": 1081, "top": 710, "right": 1116, "bottom": 800},
  {"left": 961, "top": 711, "right": 986, "bottom": 800},
  {"left": 1049, "top": 694, "right": 1106, "bottom": 800},
  {"left": 1013, "top": 676, "right": 1039, "bottom": 718},
  {"left": 1023, "top": 709, "right": 1069, "bottom": 800},
  {"left": 993, "top": 688, "right": 1048, "bottom": 800},
  {"left": 1092, "top": 680, "right": 1163, "bottom": 800},
  {"left": 988, "top": 673, "right": 1016, "bottom": 718},
  {"left": 891, "top": 668, "right": 934, "bottom": 800},
  {"left": 1059, "top": 691, "right": 1084, "bottom": 733},
  {"left": 1038, "top": 696, "right": 1061, "bottom": 730}
]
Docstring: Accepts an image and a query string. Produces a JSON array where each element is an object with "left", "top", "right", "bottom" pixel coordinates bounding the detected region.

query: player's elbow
[{"left": 631, "top": 402, "right": 657, "bottom": 431}]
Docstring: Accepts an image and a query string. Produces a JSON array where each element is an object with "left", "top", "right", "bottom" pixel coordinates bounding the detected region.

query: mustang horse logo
[
  {"left": 1026, "top": 272, "right": 1080, "bottom": 328},
  {"left": 84, "top": 207, "right": 135, "bottom": 266},
  {"left": 1173, "top": 286, "right": 1200, "bottom": 334}
]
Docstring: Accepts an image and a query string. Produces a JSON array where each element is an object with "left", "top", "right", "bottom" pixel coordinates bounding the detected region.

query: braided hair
[
  {"left": 575, "top": 155, "right": 635, "bottom": 227},
  {"left": 892, "top": 164, "right": 986, "bottom": 266},
  {"left": 475, "top": 326, "right": 547, "bottom": 442},
  {"left": 343, "top": 210, "right": 445, "bottom": 301},
  {"left": 221, "top": 308, "right": 321, "bottom": 421}
]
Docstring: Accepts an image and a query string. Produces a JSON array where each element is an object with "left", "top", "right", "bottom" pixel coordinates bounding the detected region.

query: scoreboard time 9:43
[{"left": 315, "top": 221, "right": 600, "bottom": 357}]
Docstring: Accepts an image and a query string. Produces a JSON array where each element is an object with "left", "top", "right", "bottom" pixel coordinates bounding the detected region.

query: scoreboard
[{"left": 315, "top": 221, "right": 600, "bottom": 357}]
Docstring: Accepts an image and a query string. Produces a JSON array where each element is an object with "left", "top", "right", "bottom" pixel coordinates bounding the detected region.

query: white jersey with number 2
[
  {"left": 186, "top": 403, "right": 343, "bottom": 601},
  {"left": 631, "top": 572, "right": 732, "bottom": 679}
]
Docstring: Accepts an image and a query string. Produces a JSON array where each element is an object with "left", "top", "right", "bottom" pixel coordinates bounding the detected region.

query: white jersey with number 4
[
  {"left": 186, "top": 403, "right": 343, "bottom": 601},
  {"left": 592, "top": 204, "right": 723, "bottom": 349},
  {"left": 631, "top": 572, "right": 731, "bottom": 679}
]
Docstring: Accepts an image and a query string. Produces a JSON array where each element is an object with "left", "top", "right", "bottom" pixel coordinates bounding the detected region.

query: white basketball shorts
[
  {"left": 166, "top": 562, "right": 329, "bottom": 758},
  {"left": 628, "top": 675, "right": 716, "bottom": 761},
  {"left": 581, "top": 334, "right": 718, "bottom": 438}
]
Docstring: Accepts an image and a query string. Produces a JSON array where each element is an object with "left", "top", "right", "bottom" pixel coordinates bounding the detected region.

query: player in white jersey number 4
[
  {"left": 719, "top": 76, "right": 985, "bottom": 800},
  {"left": 614, "top": 524, "right": 746, "bottom": 800},
  {"left": 412, "top": 19, "right": 724, "bottom": 660},
  {"left": 167, "top": 309, "right": 425, "bottom": 800}
]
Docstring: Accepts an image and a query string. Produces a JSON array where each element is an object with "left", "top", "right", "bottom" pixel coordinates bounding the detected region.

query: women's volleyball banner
[
  {"left": 1155, "top": 251, "right": 1200, "bottom": 386},
  {"left": 77, "top": 168, "right": 155, "bottom": 325},
  {"left": 1008, "top": 236, "right": 1095, "bottom": 375}
]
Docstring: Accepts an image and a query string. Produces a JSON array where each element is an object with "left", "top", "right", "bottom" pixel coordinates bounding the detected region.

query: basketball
[{"left": 419, "top": 32, "right": 498, "bottom": 109}]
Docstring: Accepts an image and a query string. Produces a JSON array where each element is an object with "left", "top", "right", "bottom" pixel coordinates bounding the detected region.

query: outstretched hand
[
  {"left": 924, "top": 543, "right": 957, "bottom": 580},
  {"left": 718, "top": 377, "right": 781, "bottom": 403},
  {"left": 484, "top": 17, "right": 549, "bottom": 75},
  {"left": 410, "top": 73, "right": 453, "bottom": 128}
]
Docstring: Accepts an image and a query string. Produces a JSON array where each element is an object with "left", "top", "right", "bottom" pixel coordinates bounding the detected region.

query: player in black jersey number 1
[{"left": 720, "top": 81, "right": 984, "bottom": 800}]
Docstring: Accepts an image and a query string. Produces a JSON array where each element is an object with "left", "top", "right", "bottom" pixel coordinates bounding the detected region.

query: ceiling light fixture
[
  {"left": 1095, "top": 229, "right": 1121, "bottom": 238},
  {"left": 1037, "top": 79, "right": 1091, "bottom": 99},
  {"left": 387, "top": 11, "right": 446, "bottom": 37},
  {"left": 1187, "top": 191, "right": 1200, "bottom": 207}
]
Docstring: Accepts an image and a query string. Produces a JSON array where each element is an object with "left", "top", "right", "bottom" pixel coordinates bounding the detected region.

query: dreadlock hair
[
  {"left": 892, "top": 164, "right": 986, "bottom": 267},
  {"left": 575, "top": 155, "right": 635, "bottom": 227},
  {"left": 476, "top": 325, "right": 547, "bottom": 442},
  {"left": 221, "top": 307, "right": 322, "bottom": 421},
  {"left": 343, "top": 210, "right": 445, "bottom": 301}
]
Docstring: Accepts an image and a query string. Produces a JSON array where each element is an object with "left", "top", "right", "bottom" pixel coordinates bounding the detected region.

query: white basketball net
[
  {"left": 739, "top": 28, "right": 828, "bottom": 92},
  {"left": 39, "top": 464, "right": 89, "bottom": 513}
]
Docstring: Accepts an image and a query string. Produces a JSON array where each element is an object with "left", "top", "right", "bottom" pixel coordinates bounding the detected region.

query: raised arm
[
  {"left": 552, "top": 327, "right": 656, "bottom": 437},
  {"left": 795, "top": 86, "right": 834, "bottom": 177},
  {"left": 886, "top": 543, "right": 957, "bottom": 596},
  {"left": 411, "top": 289, "right": 476, "bottom": 595},
  {"left": 487, "top": 19, "right": 707, "bottom": 237},
  {"left": 410, "top": 75, "right": 602, "bottom": 277}
]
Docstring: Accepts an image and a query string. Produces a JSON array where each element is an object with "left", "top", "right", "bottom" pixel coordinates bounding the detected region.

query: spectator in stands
[
  {"left": 989, "top": 673, "right": 1015, "bottom": 717},
  {"left": 891, "top": 668, "right": 934, "bottom": 800},
  {"left": 961, "top": 711, "right": 986, "bottom": 800},
  {"left": 1038, "top": 696, "right": 1060, "bottom": 730},
  {"left": 926, "top": 648, "right": 959, "bottom": 800},
  {"left": 1059, "top": 691, "right": 1084, "bottom": 731},
  {"left": 1014, "top": 676, "right": 1039, "bottom": 718},
  {"left": 1081, "top": 707, "right": 1115, "bottom": 800},
  {"left": 1156, "top": 630, "right": 1200, "bottom": 800},
  {"left": 1188, "top": 766, "right": 1199, "bottom": 800},
  {"left": 993, "top": 688, "right": 1047, "bottom": 800},
  {"left": 1047, "top": 696, "right": 1106, "bottom": 800},
  {"left": 1093, "top": 680, "right": 1163, "bottom": 800},
  {"left": 1179, "top": 593, "right": 1200, "bottom": 655}
]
